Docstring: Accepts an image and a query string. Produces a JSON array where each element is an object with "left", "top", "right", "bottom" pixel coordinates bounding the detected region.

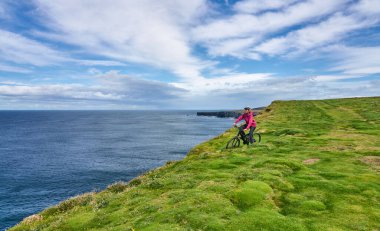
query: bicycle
[{"left": 226, "top": 125, "right": 261, "bottom": 149}]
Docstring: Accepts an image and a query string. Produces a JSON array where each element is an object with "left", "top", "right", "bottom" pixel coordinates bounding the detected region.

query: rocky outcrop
[
  {"left": 197, "top": 107, "right": 266, "bottom": 118},
  {"left": 196, "top": 111, "right": 242, "bottom": 118}
]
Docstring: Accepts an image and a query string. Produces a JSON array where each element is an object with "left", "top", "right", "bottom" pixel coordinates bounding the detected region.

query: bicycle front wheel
[
  {"left": 226, "top": 137, "right": 240, "bottom": 149},
  {"left": 253, "top": 133, "right": 261, "bottom": 144}
]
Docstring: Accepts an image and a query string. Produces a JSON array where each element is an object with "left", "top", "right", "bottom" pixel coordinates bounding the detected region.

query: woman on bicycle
[{"left": 233, "top": 107, "right": 257, "bottom": 144}]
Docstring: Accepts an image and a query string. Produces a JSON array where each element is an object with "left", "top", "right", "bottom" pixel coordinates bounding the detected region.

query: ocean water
[{"left": 0, "top": 110, "right": 233, "bottom": 230}]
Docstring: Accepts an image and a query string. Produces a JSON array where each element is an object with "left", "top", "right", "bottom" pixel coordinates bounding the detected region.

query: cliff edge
[{"left": 11, "top": 97, "right": 380, "bottom": 230}]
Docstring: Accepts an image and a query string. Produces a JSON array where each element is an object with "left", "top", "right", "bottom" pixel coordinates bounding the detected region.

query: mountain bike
[{"left": 226, "top": 126, "right": 261, "bottom": 149}]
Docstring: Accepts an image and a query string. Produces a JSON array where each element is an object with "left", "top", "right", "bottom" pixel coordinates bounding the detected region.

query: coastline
[
  {"left": 10, "top": 97, "right": 380, "bottom": 230},
  {"left": 1, "top": 111, "right": 232, "bottom": 230},
  {"left": 196, "top": 107, "right": 266, "bottom": 118}
]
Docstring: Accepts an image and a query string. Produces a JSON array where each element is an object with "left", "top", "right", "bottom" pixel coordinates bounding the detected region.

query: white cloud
[
  {"left": 0, "top": 29, "right": 132, "bottom": 72},
  {"left": 168, "top": 75, "right": 380, "bottom": 109},
  {"left": 192, "top": 0, "right": 347, "bottom": 42},
  {"left": 309, "top": 74, "right": 364, "bottom": 82},
  {"left": 254, "top": 13, "right": 372, "bottom": 56},
  {"left": 192, "top": 0, "right": 380, "bottom": 62},
  {"left": 0, "top": 71, "right": 186, "bottom": 109},
  {"left": 1, "top": 1, "right": 379, "bottom": 110},
  {"left": 172, "top": 73, "right": 272, "bottom": 95},
  {"left": 330, "top": 46, "right": 380, "bottom": 75},
  {"left": 33, "top": 0, "right": 209, "bottom": 81},
  {"left": 0, "top": 63, "right": 32, "bottom": 73},
  {"left": 1, "top": 70, "right": 378, "bottom": 110},
  {"left": 191, "top": 0, "right": 351, "bottom": 60},
  {"left": 351, "top": 0, "right": 380, "bottom": 15},
  {"left": 233, "top": 0, "right": 299, "bottom": 14},
  {"left": 77, "top": 60, "right": 126, "bottom": 67},
  {"left": 93, "top": 71, "right": 186, "bottom": 101},
  {"left": 0, "top": 83, "right": 124, "bottom": 100},
  {"left": 0, "top": 29, "right": 69, "bottom": 66},
  {"left": 206, "top": 37, "right": 260, "bottom": 59}
]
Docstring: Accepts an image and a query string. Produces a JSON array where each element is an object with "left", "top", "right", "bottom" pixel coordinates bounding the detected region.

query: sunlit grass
[{"left": 11, "top": 97, "right": 380, "bottom": 230}]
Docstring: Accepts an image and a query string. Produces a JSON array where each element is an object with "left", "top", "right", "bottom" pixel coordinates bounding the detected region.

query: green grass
[{"left": 11, "top": 97, "right": 380, "bottom": 230}]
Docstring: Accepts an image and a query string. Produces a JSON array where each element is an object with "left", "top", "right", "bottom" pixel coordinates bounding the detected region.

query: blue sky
[{"left": 0, "top": 0, "right": 379, "bottom": 109}]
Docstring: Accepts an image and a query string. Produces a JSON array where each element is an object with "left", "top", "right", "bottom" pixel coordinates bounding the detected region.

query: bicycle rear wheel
[
  {"left": 226, "top": 137, "right": 240, "bottom": 149},
  {"left": 253, "top": 133, "right": 261, "bottom": 144}
]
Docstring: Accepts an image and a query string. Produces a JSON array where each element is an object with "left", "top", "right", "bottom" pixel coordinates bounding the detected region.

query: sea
[{"left": 0, "top": 110, "right": 233, "bottom": 230}]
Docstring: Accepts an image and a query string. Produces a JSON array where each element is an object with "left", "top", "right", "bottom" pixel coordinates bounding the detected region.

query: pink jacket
[{"left": 235, "top": 112, "right": 256, "bottom": 128}]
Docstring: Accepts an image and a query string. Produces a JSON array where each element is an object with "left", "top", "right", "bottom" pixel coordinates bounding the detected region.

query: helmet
[{"left": 244, "top": 107, "right": 250, "bottom": 110}]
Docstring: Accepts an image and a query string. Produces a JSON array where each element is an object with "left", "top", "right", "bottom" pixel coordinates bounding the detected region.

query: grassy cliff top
[{"left": 11, "top": 97, "right": 380, "bottom": 230}]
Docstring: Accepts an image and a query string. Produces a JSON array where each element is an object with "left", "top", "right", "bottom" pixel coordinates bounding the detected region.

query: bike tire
[
  {"left": 226, "top": 137, "right": 240, "bottom": 149},
  {"left": 232, "top": 137, "right": 240, "bottom": 148},
  {"left": 253, "top": 133, "right": 261, "bottom": 144},
  {"left": 226, "top": 137, "right": 235, "bottom": 149}
]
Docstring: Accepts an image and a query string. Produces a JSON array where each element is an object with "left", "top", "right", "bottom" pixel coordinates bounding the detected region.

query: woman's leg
[
  {"left": 249, "top": 126, "right": 256, "bottom": 143},
  {"left": 239, "top": 125, "right": 248, "bottom": 143}
]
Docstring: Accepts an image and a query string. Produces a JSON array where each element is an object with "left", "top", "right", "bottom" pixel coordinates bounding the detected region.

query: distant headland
[{"left": 196, "top": 107, "right": 266, "bottom": 118}]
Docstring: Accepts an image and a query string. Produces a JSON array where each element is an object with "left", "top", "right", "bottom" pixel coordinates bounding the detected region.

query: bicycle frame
[
  {"left": 233, "top": 125, "right": 250, "bottom": 144},
  {"left": 226, "top": 126, "right": 261, "bottom": 149}
]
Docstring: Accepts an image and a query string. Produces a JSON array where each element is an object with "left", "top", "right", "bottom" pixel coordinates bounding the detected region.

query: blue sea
[{"left": 0, "top": 110, "right": 233, "bottom": 230}]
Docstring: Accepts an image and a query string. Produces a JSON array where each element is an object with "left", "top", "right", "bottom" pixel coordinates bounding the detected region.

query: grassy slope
[{"left": 11, "top": 97, "right": 380, "bottom": 231}]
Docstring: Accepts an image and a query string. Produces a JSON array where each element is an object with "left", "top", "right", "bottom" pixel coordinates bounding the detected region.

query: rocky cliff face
[
  {"left": 196, "top": 111, "right": 242, "bottom": 118},
  {"left": 197, "top": 107, "right": 265, "bottom": 118}
]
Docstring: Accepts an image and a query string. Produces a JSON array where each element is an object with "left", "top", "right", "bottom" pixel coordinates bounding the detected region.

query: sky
[{"left": 0, "top": 0, "right": 379, "bottom": 110}]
